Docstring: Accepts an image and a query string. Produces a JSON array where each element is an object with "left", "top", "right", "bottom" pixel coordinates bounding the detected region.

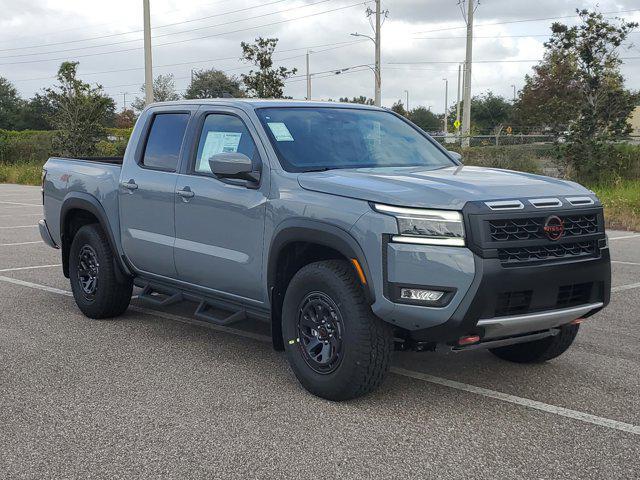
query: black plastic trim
[{"left": 60, "top": 193, "right": 132, "bottom": 279}]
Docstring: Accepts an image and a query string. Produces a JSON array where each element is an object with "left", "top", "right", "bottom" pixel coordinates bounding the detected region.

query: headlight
[{"left": 373, "top": 204, "right": 465, "bottom": 247}]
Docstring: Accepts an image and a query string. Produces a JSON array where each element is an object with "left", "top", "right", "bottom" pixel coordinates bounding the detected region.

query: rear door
[
  {"left": 119, "top": 106, "right": 196, "bottom": 278},
  {"left": 173, "top": 106, "right": 269, "bottom": 303}
]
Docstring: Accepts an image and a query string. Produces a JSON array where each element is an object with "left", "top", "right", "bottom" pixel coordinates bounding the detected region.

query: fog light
[{"left": 400, "top": 288, "right": 444, "bottom": 302}]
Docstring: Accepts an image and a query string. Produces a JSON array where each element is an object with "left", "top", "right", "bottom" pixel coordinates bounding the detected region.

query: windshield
[{"left": 256, "top": 107, "right": 455, "bottom": 172}]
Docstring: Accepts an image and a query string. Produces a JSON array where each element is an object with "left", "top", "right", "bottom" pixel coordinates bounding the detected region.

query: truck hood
[{"left": 297, "top": 166, "right": 593, "bottom": 210}]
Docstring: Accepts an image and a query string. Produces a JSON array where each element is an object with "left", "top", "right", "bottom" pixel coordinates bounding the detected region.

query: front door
[
  {"left": 174, "top": 108, "right": 269, "bottom": 303},
  {"left": 119, "top": 109, "right": 192, "bottom": 278}
]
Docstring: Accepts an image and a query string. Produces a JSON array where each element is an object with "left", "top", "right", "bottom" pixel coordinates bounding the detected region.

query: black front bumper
[{"left": 410, "top": 248, "right": 611, "bottom": 344}]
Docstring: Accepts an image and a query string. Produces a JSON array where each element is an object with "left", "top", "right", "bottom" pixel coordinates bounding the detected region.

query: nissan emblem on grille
[{"left": 543, "top": 215, "right": 564, "bottom": 241}]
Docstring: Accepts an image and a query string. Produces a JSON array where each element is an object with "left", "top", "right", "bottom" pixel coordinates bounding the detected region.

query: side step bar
[{"left": 137, "top": 282, "right": 247, "bottom": 327}]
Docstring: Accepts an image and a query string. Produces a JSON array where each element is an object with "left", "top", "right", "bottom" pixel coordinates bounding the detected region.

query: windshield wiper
[{"left": 302, "top": 167, "right": 333, "bottom": 173}]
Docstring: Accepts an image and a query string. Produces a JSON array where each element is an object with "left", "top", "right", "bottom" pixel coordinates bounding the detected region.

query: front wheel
[
  {"left": 489, "top": 324, "right": 580, "bottom": 363},
  {"left": 282, "top": 260, "right": 393, "bottom": 401},
  {"left": 69, "top": 224, "right": 133, "bottom": 319}
]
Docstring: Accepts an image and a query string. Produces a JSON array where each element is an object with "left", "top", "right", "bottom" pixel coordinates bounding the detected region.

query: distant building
[{"left": 630, "top": 106, "right": 640, "bottom": 136}]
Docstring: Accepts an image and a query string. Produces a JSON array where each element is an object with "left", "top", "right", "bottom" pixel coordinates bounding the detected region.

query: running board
[
  {"left": 138, "top": 284, "right": 183, "bottom": 307},
  {"left": 136, "top": 281, "right": 248, "bottom": 327},
  {"left": 194, "top": 300, "right": 247, "bottom": 326}
]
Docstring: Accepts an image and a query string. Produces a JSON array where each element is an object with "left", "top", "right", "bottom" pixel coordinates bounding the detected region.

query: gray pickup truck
[{"left": 40, "top": 100, "right": 611, "bottom": 400}]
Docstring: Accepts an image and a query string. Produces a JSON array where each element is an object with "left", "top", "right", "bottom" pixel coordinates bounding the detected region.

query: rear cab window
[{"left": 141, "top": 113, "right": 190, "bottom": 171}]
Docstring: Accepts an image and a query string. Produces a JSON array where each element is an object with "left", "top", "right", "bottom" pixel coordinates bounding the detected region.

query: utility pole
[
  {"left": 456, "top": 63, "right": 462, "bottom": 138},
  {"left": 374, "top": 0, "right": 382, "bottom": 107},
  {"left": 404, "top": 89, "right": 409, "bottom": 112},
  {"left": 120, "top": 92, "right": 128, "bottom": 111},
  {"left": 143, "top": 0, "right": 154, "bottom": 106},
  {"left": 443, "top": 78, "right": 449, "bottom": 134},
  {"left": 306, "top": 50, "right": 312, "bottom": 100},
  {"left": 461, "top": 0, "right": 475, "bottom": 147},
  {"left": 511, "top": 84, "right": 516, "bottom": 102}
]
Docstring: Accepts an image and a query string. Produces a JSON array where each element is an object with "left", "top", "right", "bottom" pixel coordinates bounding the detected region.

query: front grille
[
  {"left": 498, "top": 241, "right": 598, "bottom": 265},
  {"left": 495, "top": 290, "right": 532, "bottom": 316},
  {"left": 557, "top": 283, "right": 593, "bottom": 308},
  {"left": 489, "top": 214, "right": 598, "bottom": 242}
]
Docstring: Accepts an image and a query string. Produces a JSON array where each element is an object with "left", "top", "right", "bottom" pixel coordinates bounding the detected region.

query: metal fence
[{"left": 430, "top": 134, "right": 556, "bottom": 147}]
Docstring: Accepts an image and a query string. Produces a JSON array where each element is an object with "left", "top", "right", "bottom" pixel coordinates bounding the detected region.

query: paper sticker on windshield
[{"left": 267, "top": 122, "right": 294, "bottom": 142}]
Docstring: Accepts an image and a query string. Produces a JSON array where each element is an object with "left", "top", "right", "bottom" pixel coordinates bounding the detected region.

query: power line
[
  {"left": 0, "top": 1, "right": 371, "bottom": 67},
  {"left": 0, "top": 0, "right": 332, "bottom": 59},
  {"left": 411, "top": 8, "right": 640, "bottom": 35},
  {"left": 387, "top": 57, "right": 640, "bottom": 65}
]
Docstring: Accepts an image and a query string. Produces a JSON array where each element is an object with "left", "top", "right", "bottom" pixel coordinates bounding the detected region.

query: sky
[{"left": 1, "top": 0, "right": 639, "bottom": 113}]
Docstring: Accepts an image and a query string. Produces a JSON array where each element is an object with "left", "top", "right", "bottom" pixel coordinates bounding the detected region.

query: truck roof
[{"left": 146, "top": 98, "right": 385, "bottom": 112}]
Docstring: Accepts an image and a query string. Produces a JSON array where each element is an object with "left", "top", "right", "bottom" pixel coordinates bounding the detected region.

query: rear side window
[{"left": 141, "top": 113, "right": 189, "bottom": 171}]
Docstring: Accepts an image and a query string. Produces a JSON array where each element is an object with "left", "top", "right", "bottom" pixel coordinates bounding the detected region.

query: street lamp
[
  {"left": 404, "top": 89, "right": 409, "bottom": 112},
  {"left": 443, "top": 78, "right": 449, "bottom": 135},
  {"left": 511, "top": 84, "right": 516, "bottom": 102},
  {"left": 351, "top": 32, "right": 381, "bottom": 106}
]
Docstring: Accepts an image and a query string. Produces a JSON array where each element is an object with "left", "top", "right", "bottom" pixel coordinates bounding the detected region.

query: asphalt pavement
[{"left": 0, "top": 183, "right": 639, "bottom": 479}]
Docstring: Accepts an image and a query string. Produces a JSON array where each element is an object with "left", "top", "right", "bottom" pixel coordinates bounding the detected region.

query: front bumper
[{"left": 409, "top": 250, "right": 611, "bottom": 343}]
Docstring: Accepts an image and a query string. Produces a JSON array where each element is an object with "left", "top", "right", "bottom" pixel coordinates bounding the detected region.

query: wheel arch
[
  {"left": 267, "top": 219, "right": 375, "bottom": 350},
  {"left": 60, "top": 193, "right": 131, "bottom": 279}
]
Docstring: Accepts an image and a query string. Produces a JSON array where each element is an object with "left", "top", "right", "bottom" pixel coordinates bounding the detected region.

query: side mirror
[
  {"left": 209, "top": 152, "right": 260, "bottom": 184},
  {"left": 448, "top": 150, "right": 462, "bottom": 162}
]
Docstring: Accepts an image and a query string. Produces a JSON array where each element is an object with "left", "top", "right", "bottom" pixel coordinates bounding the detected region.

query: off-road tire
[
  {"left": 282, "top": 260, "right": 393, "bottom": 401},
  {"left": 69, "top": 224, "right": 133, "bottom": 319},
  {"left": 489, "top": 324, "right": 580, "bottom": 363}
]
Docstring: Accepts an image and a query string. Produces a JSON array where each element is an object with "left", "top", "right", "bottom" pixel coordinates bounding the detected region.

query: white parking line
[
  {"left": 0, "top": 264, "right": 61, "bottom": 272},
  {"left": 612, "top": 282, "right": 640, "bottom": 293},
  {"left": 0, "top": 201, "right": 42, "bottom": 207},
  {"left": 0, "top": 225, "right": 37, "bottom": 229},
  {"left": 0, "top": 274, "right": 638, "bottom": 436},
  {"left": 0, "top": 213, "right": 41, "bottom": 218},
  {"left": 612, "top": 260, "right": 640, "bottom": 267},
  {"left": 609, "top": 234, "right": 640, "bottom": 241},
  {"left": 0, "top": 241, "right": 43, "bottom": 247}
]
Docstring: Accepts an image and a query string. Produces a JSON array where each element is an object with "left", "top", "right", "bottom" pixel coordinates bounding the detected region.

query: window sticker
[
  {"left": 197, "top": 131, "right": 242, "bottom": 172},
  {"left": 267, "top": 122, "right": 294, "bottom": 142}
]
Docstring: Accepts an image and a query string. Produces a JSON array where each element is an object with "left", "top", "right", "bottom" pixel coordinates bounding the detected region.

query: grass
[
  {"left": 590, "top": 180, "right": 640, "bottom": 232},
  {"left": 0, "top": 161, "right": 42, "bottom": 186},
  {"left": 2, "top": 158, "right": 639, "bottom": 232}
]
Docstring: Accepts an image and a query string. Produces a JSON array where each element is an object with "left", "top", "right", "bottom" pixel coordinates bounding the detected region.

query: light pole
[
  {"left": 511, "top": 84, "right": 516, "bottom": 102},
  {"left": 306, "top": 50, "right": 312, "bottom": 100},
  {"left": 143, "top": 0, "right": 153, "bottom": 105},
  {"left": 335, "top": 64, "right": 377, "bottom": 100},
  {"left": 351, "top": 18, "right": 381, "bottom": 107},
  {"left": 404, "top": 89, "right": 409, "bottom": 112},
  {"left": 443, "top": 78, "right": 449, "bottom": 134},
  {"left": 456, "top": 63, "right": 462, "bottom": 138}
]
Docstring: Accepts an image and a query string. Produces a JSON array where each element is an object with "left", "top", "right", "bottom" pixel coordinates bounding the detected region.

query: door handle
[
  {"left": 121, "top": 179, "right": 138, "bottom": 191},
  {"left": 176, "top": 187, "right": 195, "bottom": 200}
]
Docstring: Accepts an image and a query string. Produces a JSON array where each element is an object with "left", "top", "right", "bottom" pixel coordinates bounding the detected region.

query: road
[{"left": 0, "top": 183, "right": 639, "bottom": 479}]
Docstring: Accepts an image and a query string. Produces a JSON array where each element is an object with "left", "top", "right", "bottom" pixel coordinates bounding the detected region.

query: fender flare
[
  {"left": 60, "top": 192, "right": 131, "bottom": 278},
  {"left": 267, "top": 218, "right": 375, "bottom": 302}
]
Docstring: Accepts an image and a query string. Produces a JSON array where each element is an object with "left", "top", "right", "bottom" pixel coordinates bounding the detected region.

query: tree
[
  {"left": 131, "top": 74, "right": 181, "bottom": 112},
  {"left": 407, "top": 107, "right": 440, "bottom": 132},
  {"left": 545, "top": 9, "right": 638, "bottom": 179},
  {"left": 240, "top": 37, "right": 297, "bottom": 98},
  {"left": 46, "top": 62, "right": 116, "bottom": 156},
  {"left": 114, "top": 109, "right": 136, "bottom": 129},
  {"left": 0, "top": 77, "right": 23, "bottom": 130},
  {"left": 469, "top": 92, "right": 514, "bottom": 134},
  {"left": 513, "top": 51, "right": 582, "bottom": 133},
  {"left": 18, "top": 94, "right": 55, "bottom": 130},
  {"left": 391, "top": 100, "right": 406, "bottom": 116},
  {"left": 184, "top": 69, "right": 243, "bottom": 99},
  {"left": 339, "top": 96, "right": 375, "bottom": 105}
]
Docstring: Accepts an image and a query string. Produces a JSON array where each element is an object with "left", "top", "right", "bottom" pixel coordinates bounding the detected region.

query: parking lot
[{"left": 1, "top": 182, "right": 639, "bottom": 479}]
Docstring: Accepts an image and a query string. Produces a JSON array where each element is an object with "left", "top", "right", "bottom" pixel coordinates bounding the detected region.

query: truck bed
[{"left": 42, "top": 157, "right": 123, "bottom": 249}]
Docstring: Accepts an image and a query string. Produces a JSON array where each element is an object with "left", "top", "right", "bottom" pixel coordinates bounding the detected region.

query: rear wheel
[
  {"left": 282, "top": 260, "right": 393, "bottom": 401},
  {"left": 69, "top": 224, "right": 133, "bottom": 319},
  {"left": 489, "top": 324, "right": 580, "bottom": 363}
]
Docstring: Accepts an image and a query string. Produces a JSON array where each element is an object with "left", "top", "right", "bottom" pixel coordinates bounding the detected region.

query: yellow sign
[
  {"left": 506, "top": 126, "right": 513, "bottom": 134},
  {"left": 453, "top": 120, "right": 461, "bottom": 129}
]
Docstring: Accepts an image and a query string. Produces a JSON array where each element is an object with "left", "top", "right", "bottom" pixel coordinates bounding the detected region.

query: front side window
[
  {"left": 141, "top": 113, "right": 190, "bottom": 171},
  {"left": 193, "top": 114, "right": 259, "bottom": 174},
  {"left": 255, "top": 107, "right": 455, "bottom": 172}
]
